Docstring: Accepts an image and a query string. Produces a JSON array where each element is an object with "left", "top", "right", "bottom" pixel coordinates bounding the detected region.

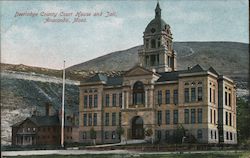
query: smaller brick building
[{"left": 11, "top": 105, "right": 76, "bottom": 146}]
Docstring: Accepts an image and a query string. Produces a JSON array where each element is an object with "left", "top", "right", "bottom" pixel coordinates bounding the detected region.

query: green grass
[{"left": 6, "top": 151, "right": 250, "bottom": 158}]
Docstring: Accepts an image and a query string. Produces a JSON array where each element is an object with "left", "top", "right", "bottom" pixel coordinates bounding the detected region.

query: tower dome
[
  {"left": 144, "top": 2, "right": 171, "bottom": 34},
  {"left": 138, "top": 2, "right": 177, "bottom": 73}
]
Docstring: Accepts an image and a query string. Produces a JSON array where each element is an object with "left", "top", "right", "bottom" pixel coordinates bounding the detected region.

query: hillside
[
  {"left": 68, "top": 41, "right": 249, "bottom": 82},
  {"left": 1, "top": 71, "right": 79, "bottom": 145},
  {"left": 1, "top": 41, "right": 249, "bottom": 145}
]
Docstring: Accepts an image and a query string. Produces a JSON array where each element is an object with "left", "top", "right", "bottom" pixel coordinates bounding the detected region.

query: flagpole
[{"left": 61, "top": 60, "right": 65, "bottom": 148}]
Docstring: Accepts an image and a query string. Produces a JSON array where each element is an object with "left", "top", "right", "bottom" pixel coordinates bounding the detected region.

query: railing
[{"left": 128, "top": 104, "right": 145, "bottom": 108}]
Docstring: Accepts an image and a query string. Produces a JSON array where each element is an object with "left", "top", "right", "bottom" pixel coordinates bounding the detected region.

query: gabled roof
[
  {"left": 208, "top": 66, "right": 220, "bottom": 76},
  {"left": 157, "top": 64, "right": 208, "bottom": 82},
  {"left": 12, "top": 115, "right": 73, "bottom": 127},
  {"left": 188, "top": 64, "right": 205, "bottom": 73},
  {"left": 106, "top": 76, "right": 123, "bottom": 86},
  {"left": 85, "top": 73, "right": 107, "bottom": 83},
  {"left": 124, "top": 65, "right": 160, "bottom": 77}
]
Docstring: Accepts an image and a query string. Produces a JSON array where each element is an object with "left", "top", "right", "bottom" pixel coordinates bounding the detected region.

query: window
[
  {"left": 214, "top": 110, "right": 216, "bottom": 124},
  {"left": 157, "top": 130, "right": 161, "bottom": 140},
  {"left": 94, "top": 94, "right": 98, "bottom": 108},
  {"left": 184, "top": 88, "right": 189, "bottom": 103},
  {"left": 191, "top": 109, "right": 196, "bottom": 124},
  {"left": 165, "top": 90, "right": 170, "bottom": 104},
  {"left": 119, "top": 112, "right": 121, "bottom": 125},
  {"left": 157, "top": 111, "right": 162, "bottom": 125},
  {"left": 210, "top": 109, "right": 213, "bottom": 124},
  {"left": 133, "top": 81, "right": 145, "bottom": 105},
  {"left": 93, "top": 113, "right": 97, "bottom": 126},
  {"left": 112, "top": 94, "right": 117, "bottom": 107},
  {"left": 89, "top": 95, "right": 92, "bottom": 108},
  {"left": 83, "top": 114, "right": 87, "bottom": 126},
  {"left": 209, "top": 88, "right": 212, "bottom": 103},
  {"left": 105, "top": 113, "right": 109, "bottom": 126},
  {"left": 225, "top": 92, "right": 228, "bottom": 105},
  {"left": 191, "top": 88, "right": 196, "bottom": 101},
  {"left": 145, "top": 39, "right": 149, "bottom": 49},
  {"left": 198, "top": 108, "right": 202, "bottom": 123},
  {"left": 213, "top": 89, "right": 216, "bottom": 103},
  {"left": 157, "top": 38, "right": 161, "bottom": 48},
  {"left": 119, "top": 93, "right": 122, "bottom": 107},
  {"left": 165, "top": 110, "right": 170, "bottom": 124},
  {"left": 168, "top": 56, "right": 171, "bottom": 67},
  {"left": 150, "top": 55, "right": 156, "bottom": 66},
  {"left": 151, "top": 39, "right": 156, "bottom": 48},
  {"left": 112, "top": 131, "right": 116, "bottom": 139},
  {"left": 226, "top": 132, "right": 229, "bottom": 140},
  {"left": 157, "top": 90, "right": 162, "bottom": 105},
  {"left": 165, "top": 130, "right": 170, "bottom": 141},
  {"left": 228, "top": 93, "right": 231, "bottom": 106},
  {"left": 145, "top": 55, "right": 149, "bottom": 66},
  {"left": 112, "top": 113, "right": 116, "bottom": 126},
  {"left": 215, "top": 131, "right": 217, "bottom": 139},
  {"left": 88, "top": 113, "right": 92, "bottom": 126},
  {"left": 184, "top": 109, "right": 189, "bottom": 124},
  {"left": 198, "top": 87, "right": 202, "bottom": 101},
  {"left": 174, "top": 110, "right": 178, "bottom": 124},
  {"left": 230, "top": 132, "right": 233, "bottom": 140},
  {"left": 105, "top": 131, "right": 109, "bottom": 139},
  {"left": 105, "top": 94, "right": 110, "bottom": 107},
  {"left": 226, "top": 112, "right": 228, "bottom": 125},
  {"left": 197, "top": 129, "right": 202, "bottom": 139},
  {"left": 211, "top": 130, "right": 213, "bottom": 139},
  {"left": 173, "top": 90, "right": 178, "bottom": 104},
  {"left": 84, "top": 95, "right": 88, "bottom": 108},
  {"left": 229, "top": 113, "right": 232, "bottom": 126}
]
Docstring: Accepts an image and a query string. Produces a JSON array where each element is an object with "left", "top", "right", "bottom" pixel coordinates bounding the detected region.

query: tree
[
  {"left": 144, "top": 128, "right": 153, "bottom": 144},
  {"left": 173, "top": 124, "right": 186, "bottom": 144},
  {"left": 116, "top": 126, "right": 124, "bottom": 140},
  {"left": 237, "top": 97, "right": 250, "bottom": 144},
  {"left": 90, "top": 127, "right": 96, "bottom": 145}
]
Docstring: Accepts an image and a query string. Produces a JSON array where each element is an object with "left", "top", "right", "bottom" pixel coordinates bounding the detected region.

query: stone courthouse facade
[{"left": 78, "top": 3, "right": 237, "bottom": 144}]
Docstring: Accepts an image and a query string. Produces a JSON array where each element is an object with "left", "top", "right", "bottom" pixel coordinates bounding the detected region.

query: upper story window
[
  {"left": 84, "top": 95, "right": 88, "bottom": 108},
  {"left": 198, "top": 87, "right": 203, "bottom": 101},
  {"left": 151, "top": 39, "right": 156, "bottom": 48},
  {"left": 157, "top": 90, "right": 162, "bottom": 105},
  {"left": 173, "top": 90, "right": 178, "bottom": 104},
  {"left": 112, "top": 94, "right": 117, "bottom": 107},
  {"left": 145, "top": 39, "right": 149, "bottom": 49},
  {"left": 94, "top": 94, "right": 98, "bottom": 108},
  {"left": 133, "top": 81, "right": 145, "bottom": 105},
  {"left": 157, "top": 38, "right": 161, "bottom": 48},
  {"left": 184, "top": 88, "right": 189, "bottom": 103},
  {"left": 105, "top": 94, "right": 110, "bottom": 107},
  {"left": 165, "top": 90, "right": 170, "bottom": 104}
]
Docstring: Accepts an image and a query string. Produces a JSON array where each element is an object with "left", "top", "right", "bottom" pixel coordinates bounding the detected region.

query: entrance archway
[{"left": 131, "top": 116, "right": 144, "bottom": 139}]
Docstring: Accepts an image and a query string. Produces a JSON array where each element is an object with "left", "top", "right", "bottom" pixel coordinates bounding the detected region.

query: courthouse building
[{"left": 78, "top": 3, "right": 237, "bottom": 144}]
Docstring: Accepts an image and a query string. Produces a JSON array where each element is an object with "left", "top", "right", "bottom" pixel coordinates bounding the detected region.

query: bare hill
[{"left": 68, "top": 42, "right": 249, "bottom": 81}]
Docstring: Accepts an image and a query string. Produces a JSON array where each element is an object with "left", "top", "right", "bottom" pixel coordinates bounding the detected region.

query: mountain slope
[
  {"left": 68, "top": 42, "right": 249, "bottom": 80},
  {"left": 1, "top": 71, "right": 79, "bottom": 145}
]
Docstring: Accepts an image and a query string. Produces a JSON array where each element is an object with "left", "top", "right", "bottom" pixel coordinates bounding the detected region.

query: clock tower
[{"left": 138, "top": 2, "right": 177, "bottom": 72}]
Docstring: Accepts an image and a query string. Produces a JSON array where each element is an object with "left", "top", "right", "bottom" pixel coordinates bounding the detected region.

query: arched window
[
  {"left": 151, "top": 39, "right": 156, "bottom": 48},
  {"left": 133, "top": 81, "right": 145, "bottom": 105}
]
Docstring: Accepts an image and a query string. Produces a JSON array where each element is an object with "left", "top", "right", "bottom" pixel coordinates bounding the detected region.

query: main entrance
[{"left": 131, "top": 116, "right": 144, "bottom": 139}]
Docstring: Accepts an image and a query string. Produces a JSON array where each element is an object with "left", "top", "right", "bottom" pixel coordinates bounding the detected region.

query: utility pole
[{"left": 61, "top": 60, "right": 65, "bottom": 148}]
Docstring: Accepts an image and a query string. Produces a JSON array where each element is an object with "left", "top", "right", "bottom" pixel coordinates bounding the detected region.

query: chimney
[{"left": 45, "top": 102, "right": 52, "bottom": 116}]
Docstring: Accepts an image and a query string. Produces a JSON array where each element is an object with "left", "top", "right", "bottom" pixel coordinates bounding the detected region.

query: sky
[{"left": 1, "top": 0, "right": 249, "bottom": 69}]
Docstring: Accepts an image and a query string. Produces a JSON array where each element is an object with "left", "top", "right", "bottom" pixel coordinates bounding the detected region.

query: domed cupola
[
  {"left": 138, "top": 2, "right": 177, "bottom": 73},
  {"left": 144, "top": 2, "right": 170, "bottom": 35}
]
